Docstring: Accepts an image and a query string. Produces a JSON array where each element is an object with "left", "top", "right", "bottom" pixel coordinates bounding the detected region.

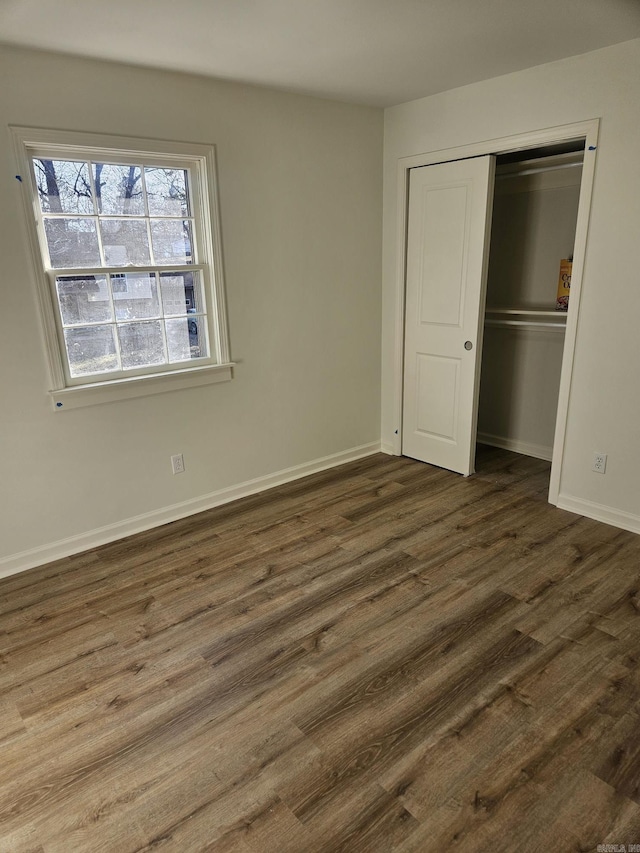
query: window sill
[{"left": 50, "top": 363, "right": 234, "bottom": 411}]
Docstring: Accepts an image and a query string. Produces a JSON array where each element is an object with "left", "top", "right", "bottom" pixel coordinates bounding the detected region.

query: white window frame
[{"left": 12, "top": 126, "right": 233, "bottom": 410}]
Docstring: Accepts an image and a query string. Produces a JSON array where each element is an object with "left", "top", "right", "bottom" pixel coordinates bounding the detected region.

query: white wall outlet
[
  {"left": 592, "top": 453, "right": 607, "bottom": 474},
  {"left": 171, "top": 453, "right": 185, "bottom": 474}
]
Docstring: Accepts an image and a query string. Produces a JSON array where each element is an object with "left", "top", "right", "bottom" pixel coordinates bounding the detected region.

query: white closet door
[{"left": 402, "top": 156, "right": 495, "bottom": 475}]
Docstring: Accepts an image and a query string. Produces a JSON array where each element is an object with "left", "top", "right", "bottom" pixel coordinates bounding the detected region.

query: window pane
[
  {"left": 145, "top": 167, "right": 190, "bottom": 216},
  {"left": 111, "top": 274, "right": 159, "bottom": 321},
  {"left": 44, "top": 218, "right": 101, "bottom": 268},
  {"left": 56, "top": 276, "right": 112, "bottom": 325},
  {"left": 94, "top": 163, "right": 144, "bottom": 215},
  {"left": 166, "top": 317, "right": 207, "bottom": 362},
  {"left": 150, "top": 220, "right": 193, "bottom": 264},
  {"left": 118, "top": 320, "right": 165, "bottom": 369},
  {"left": 64, "top": 325, "right": 119, "bottom": 377},
  {"left": 33, "top": 159, "right": 94, "bottom": 214},
  {"left": 100, "top": 219, "right": 151, "bottom": 266},
  {"left": 159, "top": 271, "right": 203, "bottom": 315}
]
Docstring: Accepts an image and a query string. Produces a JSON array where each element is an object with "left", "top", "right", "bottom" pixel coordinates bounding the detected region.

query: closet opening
[
  {"left": 476, "top": 139, "right": 586, "bottom": 487},
  {"left": 398, "top": 120, "right": 599, "bottom": 505}
]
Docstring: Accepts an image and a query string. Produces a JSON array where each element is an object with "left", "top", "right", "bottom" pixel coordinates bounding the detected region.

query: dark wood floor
[{"left": 1, "top": 448, "right": 640, "bottom": 853}]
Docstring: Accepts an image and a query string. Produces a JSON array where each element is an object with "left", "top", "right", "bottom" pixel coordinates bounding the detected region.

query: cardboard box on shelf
[{"left": 556, "top": 259, "right": 572, "bottom": 311}]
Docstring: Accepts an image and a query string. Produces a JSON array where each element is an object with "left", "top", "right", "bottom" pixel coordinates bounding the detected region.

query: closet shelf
[
  {"left": 485, "top": 308, "right": 567, "bottom": 331},
  {"left": 485, "top": 308, "right": 567, "bottom": 318},
  {"left": 485, "top": 318, "right": 566, "bottom": 331}
]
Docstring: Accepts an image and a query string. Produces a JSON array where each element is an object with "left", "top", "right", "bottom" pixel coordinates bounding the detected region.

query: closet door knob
[{"left": 464, "top": 341, "right": 473, "bottom": 351}]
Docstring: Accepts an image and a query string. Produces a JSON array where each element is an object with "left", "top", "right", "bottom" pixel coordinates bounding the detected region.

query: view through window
[{"left": 32, "top": 156, "right": 210, "bottom": 380}]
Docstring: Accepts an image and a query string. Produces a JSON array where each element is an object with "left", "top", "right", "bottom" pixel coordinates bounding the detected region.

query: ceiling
[{"left": 1, "top": 0, "right": 639, "bottom": 107}]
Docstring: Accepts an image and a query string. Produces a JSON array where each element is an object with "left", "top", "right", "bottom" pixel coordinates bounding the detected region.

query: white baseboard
[
  {"left": 0, "top": 441, "right": 381, "bottom": 580},
  {"left": 477, "top": 432, "right": 553, "bottom": 462},
  {"left": 380, "top": 441, "right": 398, "bottom": 456},
  {"left": 556, "top": 494, "right": 640, "bottom": 536}
]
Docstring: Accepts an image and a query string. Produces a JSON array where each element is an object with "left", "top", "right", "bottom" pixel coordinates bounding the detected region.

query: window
[{"left": 12, "top": 128, "right": 232, "bottom": 409}]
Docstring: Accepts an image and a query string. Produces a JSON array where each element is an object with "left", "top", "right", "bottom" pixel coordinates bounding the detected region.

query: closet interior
[{"left": 476, "top": 141, "right": 585, "bottom": 466}]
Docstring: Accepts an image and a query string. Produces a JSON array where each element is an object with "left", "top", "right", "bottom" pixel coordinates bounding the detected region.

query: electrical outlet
[
  {"left": 171, "top": 453, "right": 185, "bottom": 474},
  {"left": 592, "top": 453, "right": 607, "bottom": 474}
]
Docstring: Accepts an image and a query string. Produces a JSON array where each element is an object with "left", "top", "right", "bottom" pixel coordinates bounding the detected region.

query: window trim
[{"left": 11, "top": 126, "right": 233, "bottom": 409}]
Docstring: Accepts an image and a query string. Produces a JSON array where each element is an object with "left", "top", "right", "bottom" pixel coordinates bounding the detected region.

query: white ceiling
[{"left": 1, "top": 0, "right": 640, "bottom": 107}]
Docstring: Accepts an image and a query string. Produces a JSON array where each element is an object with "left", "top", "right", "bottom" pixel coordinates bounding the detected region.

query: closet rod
[
  {"left": 496, "top": 162, "right": 582, "bottom": 179},
  {"left": 486, "top": 308, "right": 567, "bottom": 316},
  {"left": 495, "top": 151, "right": 584, "bottom": 179},
  {"left": 484, "top": 318, "right": 566, "bottom": 330}
]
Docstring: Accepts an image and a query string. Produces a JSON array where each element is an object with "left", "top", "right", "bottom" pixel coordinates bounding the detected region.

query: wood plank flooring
[{"left": 1, "top": 447, "right": 640, "bottom": 852}]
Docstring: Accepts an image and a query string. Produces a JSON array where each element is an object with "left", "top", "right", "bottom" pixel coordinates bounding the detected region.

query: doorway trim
[{"left": 390, "top": 119, "right": 600, "bottom": 505}]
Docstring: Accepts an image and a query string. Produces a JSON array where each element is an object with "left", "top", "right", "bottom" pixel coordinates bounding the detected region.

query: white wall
[
  {"left": 0, "top": 46, "right": 383, "bottom": 571},
  {"left": 478, "top": 327, "right": 565, "bottom": 459},
  {"left": 382, "top": 39, "right": 640, "bottom": 530}
]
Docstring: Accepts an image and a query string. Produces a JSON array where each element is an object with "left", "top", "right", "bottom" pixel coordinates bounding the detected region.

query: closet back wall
[
  {"left": 477, "top": 160, "right": 582, "bottom": 460},
  {"left": 0, "top": 45, "right": 383, "bottom": 573}
]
